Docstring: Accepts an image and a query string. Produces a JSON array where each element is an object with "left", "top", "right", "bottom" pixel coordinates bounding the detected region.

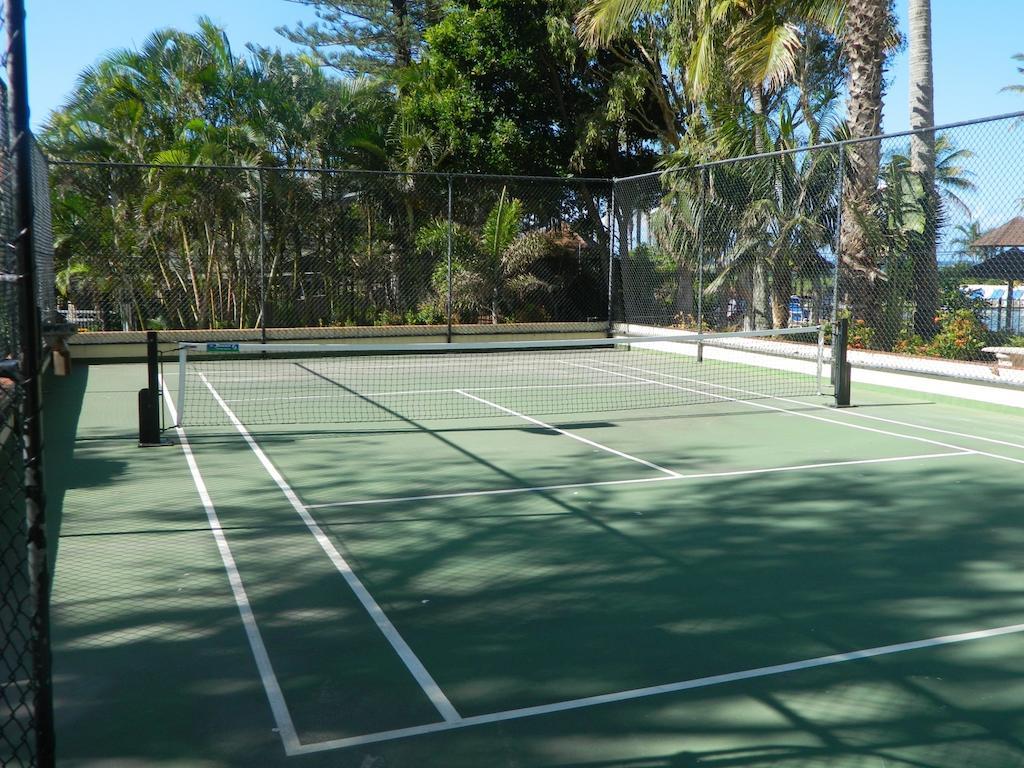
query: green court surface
[{"left": 45, "top": 359, "right": 1024, "bottom": 767}]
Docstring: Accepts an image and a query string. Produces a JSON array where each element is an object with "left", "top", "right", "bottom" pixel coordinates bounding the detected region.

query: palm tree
[
  {"left": 1004, "top": 53, "right": 1024, "bottom": 97},
  {"left": 950, "top": 222, "right": 984, "bottom": 262},
  {"left": 416, "top": 189, "right": 555, "bottom": 323},
  {"left": 839, "top": 0, "right": 890, "bottom": 333},
  {"left": 869, "top": 134, "right": 976, "bottom": 345},
  {"left": 908, "top": 0, "right": 938, "bottom": 337}
]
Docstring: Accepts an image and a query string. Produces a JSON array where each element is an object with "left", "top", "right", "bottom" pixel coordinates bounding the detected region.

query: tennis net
[
  {"left": 168, "top": 326, "right": 841, "bottom": 427},
  {"left": 166, "top": 325, "right": 842, "bottom": 428}
]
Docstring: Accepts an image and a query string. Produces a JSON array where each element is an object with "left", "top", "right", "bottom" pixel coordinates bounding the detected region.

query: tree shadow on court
[
  {"left": 46, "top": 366, "right": 1024, "bottom": 767},
  {"left": 317, "top": 453, "right": 1024, "bottom": 768}
]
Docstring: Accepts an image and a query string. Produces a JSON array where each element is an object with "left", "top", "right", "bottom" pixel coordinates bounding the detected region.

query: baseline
[{"left": 293, "top": 620, "right": 1024, "bottom": 754}]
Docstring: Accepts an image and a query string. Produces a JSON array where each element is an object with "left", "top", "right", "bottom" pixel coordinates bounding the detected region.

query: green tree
[
  {"left": 41, "top": 20, "right": 444, "bottom": 330},
  {"left": 950, "top": 222, "right": 984, "bottom": 261},
  {"left": 400, "top": 0, "right": 653, "bottom": 176},
  {"left": 578, "top": 0, "right": 844, "bottom": 330},
  {"left": 277, "top": 0, "right": 442, "bottom": 78},
  {"left": 416, "top": 188, "right": 557, "bottom": 322}
]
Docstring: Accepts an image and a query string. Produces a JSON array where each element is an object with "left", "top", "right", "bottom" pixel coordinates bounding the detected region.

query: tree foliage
[
  {"left": 39, "top": 0, "right": 973, "bottom": 352},
  {"left": 276, "top": 0, "right": 442, "bottom": 78}
]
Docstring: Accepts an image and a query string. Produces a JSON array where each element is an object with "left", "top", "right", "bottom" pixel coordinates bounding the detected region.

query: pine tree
[{"left": 277, "top": 0, "right": 443, "bottom": 78}]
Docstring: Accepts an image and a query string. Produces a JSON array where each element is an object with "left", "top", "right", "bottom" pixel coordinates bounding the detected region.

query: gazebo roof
[
  {"left": 972, "top": 216, "right": 1024, "bottom": 248},
  {"left": 548, "top": 222, "right": 590, "bottom": 250},
  {"left": 965, "top": 247, "right": 1024, "bottom": 280}
]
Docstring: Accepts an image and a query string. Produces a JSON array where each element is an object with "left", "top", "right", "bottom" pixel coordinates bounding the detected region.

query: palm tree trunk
[
  {"left": 840, "top": 0, "right": 889, "bottom": 338},
  {"left": 673, "top": 260, "right": 694, "bottom": 322},
  {"left": 750, "top": 87, "right": 772, "bottom": 329},
  {"left": 770, "top": 259, "right": 790, "bottom": 328},
  {"left": 909, "top": 0, "right": 940, "bottom": 338}
]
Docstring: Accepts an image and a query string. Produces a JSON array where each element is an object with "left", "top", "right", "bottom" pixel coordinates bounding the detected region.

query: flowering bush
[
  {"left": 892, "top": 332, "right": 926, "bottom": 355},
  {"left": 923, "top": 309, "right": 989, "bottom": 360},
  {"left": 847, "top": 319, "right": 876, "bottom": 349}
]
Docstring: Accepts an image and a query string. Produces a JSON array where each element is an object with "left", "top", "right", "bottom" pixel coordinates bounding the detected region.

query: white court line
[
  {"left": 306, "top": 451, "right": 970, "bottom": 511},
  {"left": 293, "top": 619, "right": 1024, "bottom": 754},
  {"left": 455, "top": 389, "right": 681, "bottom": 478},
  {"left": 158, "top": 379, "right": 301, "bottom": 756},
  {"left": 687, "top": 382, "right": 1024, "bottom": 452},
  {"left": 198, "top": 373, "right": 461, "bottom": 724},
  {"left": 579, "top": 361, "right": 1024, "bottom": 467},
  {"left": 223, "top": 380, "right": 638, "bottom": 404}
]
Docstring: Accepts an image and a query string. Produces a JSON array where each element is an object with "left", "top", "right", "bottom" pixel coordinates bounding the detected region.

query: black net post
[
  {"left": 138, "top": 331, "right": 163, "bottom": 445},
  {"left": 833, "top": 317, "right": 851, "bottom": 407}
]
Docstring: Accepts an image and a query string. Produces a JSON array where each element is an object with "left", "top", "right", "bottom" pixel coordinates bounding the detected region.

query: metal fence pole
[
  {"left": 258, "top": 168, "right": 267, "bottom": 343},
  {"left": 696, "top": 167, "right": 707, "bottom": 334},
  {"left": 832, "top": 144, "right": 844, "bottom": 329},
  {"left": 446, "top": 175, "right": 453, "bottom": 343},
  {"left": 606, "top": 182, "right": 615, "bottom": 335},
  {"left": 5, "top": 0, "right": 54, "bottom": 763}
]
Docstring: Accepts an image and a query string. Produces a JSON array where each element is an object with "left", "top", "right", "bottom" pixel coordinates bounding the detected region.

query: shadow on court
[{"left": 44, "top": 363, "right": 1024, "bottom": 767}]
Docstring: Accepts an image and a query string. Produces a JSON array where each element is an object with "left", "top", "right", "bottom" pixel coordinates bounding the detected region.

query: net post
[
  {"left": 606, "top": 181, "right": 615, "bottom": 336},
  {"left": 177, "top": 343, "right": 188, "bottom": 426},
  {"left": 138, "top": 330, "right": 167, "bottom": 446},
  {"left": 446, "top": 174, "right": 453, "bottom": 343},
  {"left": 832, "top": 317, "right": 851, "bottom": 407}
]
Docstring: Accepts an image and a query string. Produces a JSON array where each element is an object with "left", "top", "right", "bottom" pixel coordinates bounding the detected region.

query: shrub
[
  {"left": 892, "top": 332, "right": 926, "bottom": 355},
  {"left": 923, "top": 309, "right": 988, "bottom": 360},
  {"left": 847, "top": 319, "right": 875, "bottom": 349}
]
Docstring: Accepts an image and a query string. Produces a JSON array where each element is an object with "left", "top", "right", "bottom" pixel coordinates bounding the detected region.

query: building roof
[
  {"left": 965, "top": 247, "right": 1024, "bottom": 279},
  {"left": 972, "top": 216, "right": 1024, "bottom": 248}
]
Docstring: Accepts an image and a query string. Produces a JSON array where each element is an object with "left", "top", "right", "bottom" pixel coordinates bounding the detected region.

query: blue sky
[
  {"left": 26, "top": 0, "right": 319, "bottom": 129},
  {"left": 885, "top": 1, "right": 1024, "bottom": 132},
  {"left": 24, "top": 0, "right": 1024, "bottom": 132}
]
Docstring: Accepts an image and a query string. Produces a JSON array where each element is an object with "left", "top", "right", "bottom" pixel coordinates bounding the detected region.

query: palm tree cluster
[
  {"left": 44, "top": 20, "right": 608, "bottom": 330},
  {"left": 43, "top": 1, "right": 1016, "bottom": 351}
]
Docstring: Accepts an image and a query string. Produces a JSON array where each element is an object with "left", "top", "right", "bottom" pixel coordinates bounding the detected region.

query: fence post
[
  {"left": 606, "top": 182, "right": 615, "bottom": 336},
  {"left": 446, "top": 175, "right": 453, "bottom": 343},
  {"left": 5, "top": 0, "right": 55, "bottom": 763},
  {"left": 258, "top": 168, "right": 267, "bottom": 343},
  {"left": 832, "top": 144, "right": 844, "bottom": 328},
  {"left": 696, "top": 167, "right": 706, "bottom": 334}
]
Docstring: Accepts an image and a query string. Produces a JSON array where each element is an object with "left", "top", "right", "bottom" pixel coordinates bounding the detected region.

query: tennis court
[{"left": 46, "top": 332, "right": 1024, "bottom": 767}]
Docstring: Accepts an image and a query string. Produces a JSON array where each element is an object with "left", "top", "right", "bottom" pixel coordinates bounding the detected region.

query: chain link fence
[
  {"left": 29, "top": 140, "right": 55, "bottom": 326},
  {"left": 836, "top": 114, "right": 1024, "bottom": 381},
  {"left": 48, "top": 162, "right": 611, "bottom": 337},
  {"left": 0, "top": 72, "right": 35, "bottom": 768},
  {"left": 44, "top": 109, "right": 1024, "bottom": 381},
  {"left": 2, "top": 4, "right": 56, "bottom": 758},
  {"left": 614, "top": 148, "right": 839, "bottom": 335},
  {"left": 613, "top": 111, "right": 1024, "bottom": 385}
]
